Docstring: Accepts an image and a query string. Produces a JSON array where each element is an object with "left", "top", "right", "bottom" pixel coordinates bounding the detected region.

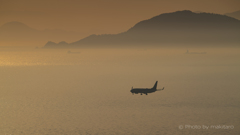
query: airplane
[{"left": 130, "top": 81, "right": 164, "bottom": 95}]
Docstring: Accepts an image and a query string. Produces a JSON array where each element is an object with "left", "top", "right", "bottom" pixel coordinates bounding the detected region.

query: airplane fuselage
[
  {"left": 130, "top": 88, "right": 156, "bottom": 95},
  {"left": 130, "top": 81, "right": 163, "bottom": 95}
]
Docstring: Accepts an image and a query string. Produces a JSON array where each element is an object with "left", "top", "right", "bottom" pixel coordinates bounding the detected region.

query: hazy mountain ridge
[
  {"left": 0, "top": 21, "right": 38, "bottom": 33},
  {"left": 0, "top": 21, "right": 85, "bottom": 46},
  {"left": 225, "top": 10, "right": 240, "bottom": 20},
  {"left": 128, "top": 10, "right": 240, "bottom": 31},
  {"left": 44, "top": 10, "right": 240, "bottom": 48}
]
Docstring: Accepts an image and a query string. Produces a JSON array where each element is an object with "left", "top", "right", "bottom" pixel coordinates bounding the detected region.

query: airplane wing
[{"left": 157, "top": 87, "right": 164, "bottom": 91}]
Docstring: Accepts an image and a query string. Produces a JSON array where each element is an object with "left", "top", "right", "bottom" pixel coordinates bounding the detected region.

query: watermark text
[{"left": 178, "top": 125, "right": 234, "bottom": 130}]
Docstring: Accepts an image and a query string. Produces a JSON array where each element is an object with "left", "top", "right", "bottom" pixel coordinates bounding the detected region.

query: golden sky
[{"left": 0, "top": 0, "right": 240, "bottom": 35}]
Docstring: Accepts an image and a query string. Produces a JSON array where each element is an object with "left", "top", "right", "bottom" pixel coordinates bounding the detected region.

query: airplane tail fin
[{"left": 152, "top": 81, "right": 158, "bottom": 90}]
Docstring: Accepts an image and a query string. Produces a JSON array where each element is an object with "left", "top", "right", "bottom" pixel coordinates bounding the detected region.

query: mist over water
[{"left": 0, "top": 47, "right": 240, "bottom": 135}]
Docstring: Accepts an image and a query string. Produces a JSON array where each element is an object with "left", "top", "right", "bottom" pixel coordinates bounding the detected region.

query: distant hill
[
  {"left": 225, "top": 10, "right": 240, "bottom": 20},
  {"left": 44, "top": 10, "right": 240, "bottom": 48},
  {"left": 0, "top": 21, "right": 37, "bottom": 32},
  {"left": 0, "top": 21, "right": 86, "bottom": 46}
]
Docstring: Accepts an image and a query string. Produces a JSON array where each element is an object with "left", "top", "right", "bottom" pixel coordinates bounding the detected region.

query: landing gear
[{"left": 141, "top": 93, "right": 142, "bottom": 95}]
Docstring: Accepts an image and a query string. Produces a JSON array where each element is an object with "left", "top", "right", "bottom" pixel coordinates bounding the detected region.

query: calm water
[{"left": 0, "top": 47, "right": 240, "bottom": 135}]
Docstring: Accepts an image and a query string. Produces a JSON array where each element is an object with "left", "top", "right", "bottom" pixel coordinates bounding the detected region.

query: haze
[
  {"left": 1, "top": 0, "right": 239, "bottom": 35},
  {"left": 1, "top": 47, "right": 240, "bottom": 135},
  {"left": 0, "top": 1, "right": 240, "bottom": 134}
]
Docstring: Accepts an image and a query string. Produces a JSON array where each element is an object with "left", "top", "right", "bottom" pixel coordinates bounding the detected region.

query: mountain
[
  {"left": 225, "top": 10, "right": 240, "bottom": 20},
  {"left": 44, "top": 10, "right": 240, "bottom": 48},
  {"left": 0, "top": 21, "right": 38, "bottom": 33},
  {"left": 0, "top": 22, "right": 39, "bottom": 41},
  {"left": 0, "top": 21, "right": 86, "bottom": 46}
]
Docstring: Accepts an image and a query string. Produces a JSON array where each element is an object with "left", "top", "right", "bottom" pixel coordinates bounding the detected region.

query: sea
[{"left": 0, "top": 47, "right": 239, "bottom": 135}]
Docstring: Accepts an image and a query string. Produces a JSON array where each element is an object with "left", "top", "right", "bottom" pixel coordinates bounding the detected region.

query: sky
[{"left": 0, "top": 0, "right": 240, "bottom": 35}]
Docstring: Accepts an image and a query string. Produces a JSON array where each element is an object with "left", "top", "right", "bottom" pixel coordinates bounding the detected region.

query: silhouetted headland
[
  {"left": 44, "top": 10, "right": 240, "bottom": 48},
  {"left": 0, "top": 21, "right": 84, "bottom": 47}
]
